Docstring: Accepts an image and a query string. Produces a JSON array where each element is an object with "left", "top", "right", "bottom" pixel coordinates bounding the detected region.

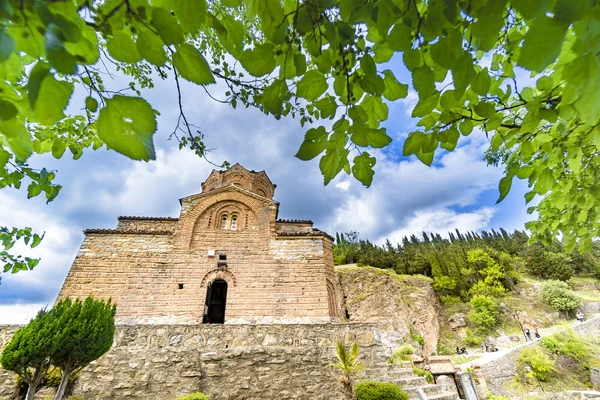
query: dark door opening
[{"left": 203, "top": 279, "right": 228, "bottom": 324}]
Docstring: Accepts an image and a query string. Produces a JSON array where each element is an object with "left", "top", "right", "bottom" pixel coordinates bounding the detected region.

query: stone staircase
[{"left": 363, "top": 363, "right": 459, "bottom": 400}]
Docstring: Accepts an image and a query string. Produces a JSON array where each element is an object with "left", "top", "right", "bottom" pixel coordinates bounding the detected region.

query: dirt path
[{"left": 456, "top": 314, "right": 600, "bottom": 369}]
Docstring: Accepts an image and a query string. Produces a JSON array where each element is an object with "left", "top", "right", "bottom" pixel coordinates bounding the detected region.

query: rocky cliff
[{"left": 336, "top": 265, "right": 441, "bottom": 357}]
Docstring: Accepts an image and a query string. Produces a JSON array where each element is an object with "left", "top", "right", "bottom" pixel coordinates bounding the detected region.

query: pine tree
[
  {"left": 51, "top": 296, "right": 116, "bottom": 400},
  {"left": 0, "top": 309, "right": 57, "bottom": 400}
]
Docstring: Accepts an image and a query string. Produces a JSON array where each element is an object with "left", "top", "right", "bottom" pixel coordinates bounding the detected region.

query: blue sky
[{"left": 0, "top": 54, "right": 532, "bottom": 323}]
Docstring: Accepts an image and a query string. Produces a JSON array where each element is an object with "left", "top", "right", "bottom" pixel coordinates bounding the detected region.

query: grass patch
[{"left": 450, "top": 355, "right": 481, "bottom": 364}]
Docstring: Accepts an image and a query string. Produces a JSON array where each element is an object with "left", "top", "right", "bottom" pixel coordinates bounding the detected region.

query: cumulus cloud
[{"left": 0, "top": 62, "right": 526, "bottom": 323}]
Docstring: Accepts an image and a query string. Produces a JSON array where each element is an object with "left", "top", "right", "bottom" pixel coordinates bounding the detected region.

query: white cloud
[{"left": 0, "top": 304, "right": 47, "bottom": 324}]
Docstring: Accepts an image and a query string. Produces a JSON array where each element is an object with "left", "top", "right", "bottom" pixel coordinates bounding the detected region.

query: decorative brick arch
[
  {"left": 200, "top": 268, "right": 237, "bottom": 288},
  {"left": 326, "top": 279, "right": 338, "bottom": 318},
  {"left": 176, "top": 187, "right": 277, "bottom": 249}
]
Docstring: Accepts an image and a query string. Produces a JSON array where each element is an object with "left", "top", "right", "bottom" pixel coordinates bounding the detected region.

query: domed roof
[{"left": 201, "top": 163, "right": 276, "bottom": 199}]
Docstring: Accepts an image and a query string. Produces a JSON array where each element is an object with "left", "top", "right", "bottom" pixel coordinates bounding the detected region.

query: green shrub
[
  {"left": 173, "top": 393, "right": 208, "bottom": 400},
  {"left": 355, "top": 381, "right": 409, "bottom": 400},
  {"left": 540, "top": 280, "right": 582, "bottom": 313},
  {"left": 412, "top": 367, "right": 434, "bottom": 384},
  {"left": 487, "top": 395, "right": 511, "bottom": 400},
  {"left": 468, "top": 295, "right": 499, "bottom": 331},
  {"left": 541, "top": 330, "right": 590, "bottom": 361},
  {"left": 67, "top": 396, "right": 84, "bottom": 400},
  {"left": 387, "top": 344, "right": 414, "bottom": 364},
  {"left": 526, "top": 246, "right": 574, "bottom": 281},
  {"left": 463, "top": 329, "right": 485, "bottom": 346},
  {"left": 518, "top": 347, "right": 555, "bottom": 382}
]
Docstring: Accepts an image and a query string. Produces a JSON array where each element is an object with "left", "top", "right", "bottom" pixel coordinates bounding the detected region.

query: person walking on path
[
  {"left": 534, "top": 327, "right": 540, "bottom": 339},
  {"left": 525, "top": 328, "right": 532, "bottom": 341}
]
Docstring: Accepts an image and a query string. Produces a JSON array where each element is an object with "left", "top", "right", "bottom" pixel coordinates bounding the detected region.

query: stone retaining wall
[
  {"left": 480, "top": 316, "right": 600, "bottom": 397},
  {"left": 0, "top": 323, "right": 387, "bottom": 400}
]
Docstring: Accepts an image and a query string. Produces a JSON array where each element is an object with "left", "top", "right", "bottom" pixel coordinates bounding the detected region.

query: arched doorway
[{"left": 202, "top": 279, "right": 228, "bottom": 324}]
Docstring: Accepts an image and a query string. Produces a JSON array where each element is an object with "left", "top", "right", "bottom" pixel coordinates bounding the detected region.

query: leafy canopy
[{"left": 0, "top": 0, "right": 599, "bottom": 278}]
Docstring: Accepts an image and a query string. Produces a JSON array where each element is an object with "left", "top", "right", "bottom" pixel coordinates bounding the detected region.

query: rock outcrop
[{"left": 336, "top": 265, "right": 442, "bottom": 357}]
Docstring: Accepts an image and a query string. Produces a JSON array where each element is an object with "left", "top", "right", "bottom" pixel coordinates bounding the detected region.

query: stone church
[{"left": 58, "top": 164, "right": 343, "bottom": 325}]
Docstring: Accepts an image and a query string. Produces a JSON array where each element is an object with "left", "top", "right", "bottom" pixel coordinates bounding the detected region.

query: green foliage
[
  {"left": 487, "top": 395, "right": 511, "bottom": 400},
  {"left": 540, "top": 330, "right": 590, "bottom": 362},
  {"left": 173, "top": 393, "right": 208, "bottom": 400},
  {"left": 540, "top": 280, "right": 582, "bottom": 313},
  {"left": 330, "top": 340, "right": 364, "bottom": 389},
  {"left": 412, "top": 367, "right": 434, "bottom": 384},
  {"left": 468, "top": 295, "right": 500, "bottom": 332},
  {"left": 355, "top": 381, "right": 408, "bottom": 400},
  {"left": 387, "top": 344, "right": 414, "bottom": 364},
  {"left": 526, "top": 245, "right": 574, "bottom": 281},
  {"left": 463, "top": 329, "right": 486, "bottom": 347},
  {"left": 50, "top": 296, "right": 116, "bottom": 400},
  {"left": 410, "top": 332, "right": 424, "bottom": 348},
  {"left": 0, "top": 308, "right": 55, "bottom": 397},
  {"left": 0, "top": 296, "right": 115, "bottom": 400},
  {"left": 1, "top": 0, "right": 600, "bottom": 274},
  {"left": 1, "top": 227, "right": 43, "bottom": 281},
  {"left": 517, "top": 347, "right": 555, "bottom": 382}
]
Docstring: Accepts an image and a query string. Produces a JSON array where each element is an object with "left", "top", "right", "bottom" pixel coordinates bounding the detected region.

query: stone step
[
  {"left": 426, "top": 391, "right": 459, "bottom": 400},
  {"left": 391, "top": 376, "right": 429, "bottom": 388},
  {"left": 402, "top": 384, "right": 445, "bottom": 398}
]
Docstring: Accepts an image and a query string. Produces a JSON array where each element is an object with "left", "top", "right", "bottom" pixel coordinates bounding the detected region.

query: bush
[
  {"left": 355, "top": 381, "right": 409, "bottom": 400},
  {"left": 463, "top": 329, "right": 485, "bottom": 346},
  {"left": 541, "top": 330, "right": 590, "bottom": 362},
  {"left": 487, "top": 395, "right": 511, "bottom": 400},
  {"left": 540, "top": 280, "right": 582, "bottom": 313},
  {"left": 412, "top": 367, "right": 434, "bottom": 384},
  {"left": 526, "top": 246, "right": 574, "bottom": 281},
  {"left": 468, "top": 295, "right": 499, "bottom": 332},
  {"left": 518, "top": 347, "right": 555, "bottom": 382},
  {"left": 173, "top": 393, "right": 208, "bottom": 400},
  {"left": 387, "top": 344, "right": 414, "bottom": 364}
]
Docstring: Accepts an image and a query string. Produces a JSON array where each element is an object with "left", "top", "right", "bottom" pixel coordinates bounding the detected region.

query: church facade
[{"left": 58, "top": 164, "right": 342, "bottom": 324}]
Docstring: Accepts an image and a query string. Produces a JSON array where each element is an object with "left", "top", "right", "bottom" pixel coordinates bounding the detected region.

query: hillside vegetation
[{"left": 333, "top": 230, "right": 600, "bottom": 349}]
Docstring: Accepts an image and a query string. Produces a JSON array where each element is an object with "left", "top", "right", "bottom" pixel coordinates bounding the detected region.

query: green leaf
[
  {"left": 315, "top": 95, "right": 338, "bottom": 119},
  {"left": 239, "top": 43, "right": 276, "bottom": 77},
  {"left": 295, "top": 126, "right": 327, "bottom": 161},
  {"left": 261, "top": 79, "right": 288, "bottom": 118},
  {"left": 518, "top": 16, "right": 568, "bottom": 72},
  {"left": 497, "top": 175, "right": 513, "bottom": 203},
  {"left": 416, "top": 150, "right": 434, "bottom": 166},
  {"left": 440, "top": 127, "right": 460, "bottom": 151},
  {"left": 412, "top": 93, "right": 439, "bottom": 117},
  {"left": 0, "top": 99, "right": 17, "bottom": 120},
  {"left": 459, "top": 119, "right": 473, "bottom": 135},
  {"left": 320, "top": 148, "right": 348, "bottom": 185},
  {"left": 106, "top": 31, "right": 142, "bottom": 63},
  {"left": 473, "top": 102, "right": 496, "bottom": 117},
  {"left": 412, "top": 66, "right": 435, "bottom": 98},
  {"left": 152, "top": 7, "right": 184, "bottom": 45},
  {"left": 452, "top": 52, "right": 476, "bottom": 96},
  {"left": 352, "top": 152, "right": 376, "bottom": 187},
  {"left": 173, "top": 43, "right": 215, "bottom": 85},
  {"left": 297, "top": 69, "right": 328, "bottom": 101},
  {"left": 510, "top": 0, "right": 550, "bottom": 20},
  {"left": 85, "top": 96, "right": 98, "bottom": 112},
  {"left": 173, "top": 0, "right": 207, "bottom": 34},
  {"left": 382, "top": 70, "right": 408, "bottom": 101},
  {"left": 136, "top": 28, "right": 167, "bottom": 66},
  {"left": 368, "top": 128, "right": 392, "bottom": 148},
  {"left": 0, "top": 118, "right": 31, "bottom": 162},
  {"left": 96, "top": 96, "right": 157, "bottom": 161},
  {"left": 388, "top": 23, "right": 412, "bottom": 51},
  {"left": 403, "top": 131, "right": 424, "bottom": 156},
  {"left": 45, "top": 25, "right": 78, "bottom": 75},
  {"left": 472, "top": 68, "right": 491, "bottom": 95},
  {"left": 27, "top": 62, "right": 51, "bottom": 110},
  {"left": 33, "top": 74, "right": 74, "bottom": 125},
  {"left": 0, "top": 29, "right": 15, "bottom": 61}
]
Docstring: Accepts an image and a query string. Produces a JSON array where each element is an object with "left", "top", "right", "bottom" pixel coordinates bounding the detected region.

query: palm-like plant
[{"left": 331, "top": 340, "right": 364, "bottom": 396}]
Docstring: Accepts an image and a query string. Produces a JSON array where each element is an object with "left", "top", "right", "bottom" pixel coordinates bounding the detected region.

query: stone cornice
[
  {"left": 118, "top": 216, "right": 179, "bottom": 221},
  {"left": 83, "top": 229, "right": 174, "bottom": 235},
  {"left": 276, "top": 229, "right": 334, "bottom": 241},
  {"left": 276, "top": 219, "right": 313, "bottom": 224}
]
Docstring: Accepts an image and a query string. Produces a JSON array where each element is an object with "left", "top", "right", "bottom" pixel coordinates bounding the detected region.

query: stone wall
[
  {"left": 0, "top": 323, "right": 387, "bottom": 400},
  {"left": 480, "top": 316, "right": 600, "bottom": 397}
]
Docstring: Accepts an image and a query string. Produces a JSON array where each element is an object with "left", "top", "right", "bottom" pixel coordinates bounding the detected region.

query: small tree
[
  {"left": 331, "top": 340, "right": 364, "bottom": 397},
  {"left": 51, "top": 296, "right": 116, "bottom": 400},
  {"left": 468, "top": 295, "right": 500, "bottom": 332},
  {"left": 0, "top": 309, "right": 57, "bottom": 400}
]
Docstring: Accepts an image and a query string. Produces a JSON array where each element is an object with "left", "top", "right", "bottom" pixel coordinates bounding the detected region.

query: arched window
[
  {"left": 230, "top": 215, "right": 238, "bottom": 230},
  {"left": 220, "top": 214, "right": 229, "bottom": 229}
]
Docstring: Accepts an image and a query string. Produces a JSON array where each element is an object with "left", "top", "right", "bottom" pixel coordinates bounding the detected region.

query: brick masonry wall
[
  {"left": 0, "top": 323, "right": 387, "bottom": 400},
  {"left": 58, "top": 185, "right": 339, "bottom": 324}
]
